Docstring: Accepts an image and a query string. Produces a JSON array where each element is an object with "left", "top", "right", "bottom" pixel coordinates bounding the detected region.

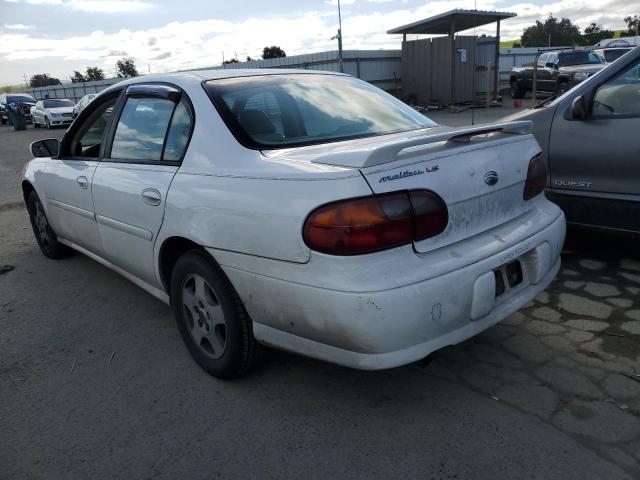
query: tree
[
  {"left": 29, "top": 74, "right": 61, "bottom": 88},
  {"left": 520, "top": 15, "right": 584, "bottom": 47},
  {"left": 85, "top": 67, "right": 105, "bottom": 81},
  {"left": 71, "top": 71, "right": 86, "bottom": 83},
  {"left": 583, "top": 22, "right": 613, "bottom": 45},
  {"left": 262, "top": 46, "right": 286, "bottom": 59},
  {"left": 116, "top": 57, "right": 138, "bottom": 78},
  {"left": 246, "top": 56, "right": 255, "bottom": 62},
  {"left": 512, "top": 41, "right": 522, "bottom": 48},
  {"left": 625, "top": 15, "right": 640, "bottom": 36},
  {"left": 223, "top": 58, "right": 239, "bottom": 64}
]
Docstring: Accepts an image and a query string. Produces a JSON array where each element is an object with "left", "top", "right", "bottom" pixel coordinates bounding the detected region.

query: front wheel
[
  {"left": 26, "top": 191, "right": 72, "bottom": 259},
  {"left": 33, "top": 119, "right": 40, "bottom": 128},
  {"left": 171, "top": 249, "right": 263, "bottom": 379}
]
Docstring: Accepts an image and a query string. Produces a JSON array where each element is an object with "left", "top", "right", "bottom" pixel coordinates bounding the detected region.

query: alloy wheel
[
  {"left": 34, "top": 201, "right": 50, "bottom": 250},
  {"left": 182, "top": 273, "right": 227, "bottom": 360}
]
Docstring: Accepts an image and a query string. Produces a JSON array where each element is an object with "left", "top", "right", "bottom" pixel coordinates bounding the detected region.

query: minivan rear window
[{"left": 204, "top": 74, "right": 436, "bottom": 149}]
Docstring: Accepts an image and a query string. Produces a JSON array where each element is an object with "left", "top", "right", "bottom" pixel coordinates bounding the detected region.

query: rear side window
[
  {"left": 204, "top": 74, "right": 436, "bottom": 149},
  {"left": 110, "top": 96, "right": 192, "bottom": 162}
]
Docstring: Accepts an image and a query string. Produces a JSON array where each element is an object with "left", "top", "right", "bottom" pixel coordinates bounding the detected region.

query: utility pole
[
  {"left": 337, "top": 0, "right": 344, "bottom": 73},
  {"left": 23, "top": 73, "right": 29, "bottom": 89}
]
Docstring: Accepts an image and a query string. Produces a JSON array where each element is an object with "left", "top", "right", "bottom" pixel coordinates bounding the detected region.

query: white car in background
[
  {"left": 22, "top": 70, "right": 565, "bottom": 379},
  {"left": 32, "top": 98, "right": 75, "bottom": 128},
  {"left": 72, "top": 93, "right": 97, "bottom": 119}
]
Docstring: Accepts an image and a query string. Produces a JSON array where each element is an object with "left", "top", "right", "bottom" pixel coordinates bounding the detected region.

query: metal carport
[{"left": 388, "top": 9, "right": 516, "bottom": 105}]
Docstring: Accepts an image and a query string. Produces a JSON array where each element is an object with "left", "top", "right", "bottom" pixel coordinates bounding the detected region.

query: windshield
[
  {"left": 604, "top": 49, "right": 631, "bottom": 62},
  {"left": 7, "top": 95, "right": 35, "bottom": 104},
  {"left": 44, "top": 99, "right": 74, "bottom": 108},
  {"left": 205, "top": 74, "right": 436, "bottom": 149},
  {"left": 558, "top": 51, "right": 603, "bottom": 66}
]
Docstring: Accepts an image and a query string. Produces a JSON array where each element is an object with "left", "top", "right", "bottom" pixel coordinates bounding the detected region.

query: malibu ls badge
[{"left": 379, "top": 165, "right": 439, "bottom": 183}]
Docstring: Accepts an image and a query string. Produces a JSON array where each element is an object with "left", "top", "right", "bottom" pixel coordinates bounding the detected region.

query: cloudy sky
[{"left": 0, "top": 0, "right": 637, "bottom": 85}]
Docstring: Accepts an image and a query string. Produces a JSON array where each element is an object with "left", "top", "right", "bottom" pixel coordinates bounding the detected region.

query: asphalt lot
[{"left": 1, "top": 111, "right": 639, "bottom": 479}]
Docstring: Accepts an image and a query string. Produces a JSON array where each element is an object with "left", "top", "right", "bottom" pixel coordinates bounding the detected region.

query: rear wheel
[
  {"left": 171, "top": 249, "right": 263, "bottom": 379},
  {"left": 510, "top": 81, "right": 525, "bottom": 99},
  {"left": 26, "top": 191, "right": 72, "bottom": 259}
]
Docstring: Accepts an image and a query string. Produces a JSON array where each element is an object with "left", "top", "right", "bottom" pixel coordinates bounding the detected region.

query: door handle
[
  {"left": 141, "top": 188, "right": 161, "bottom": 206},
  {"left": 76, "top": 176, "right": 88, "bottom": 189}
]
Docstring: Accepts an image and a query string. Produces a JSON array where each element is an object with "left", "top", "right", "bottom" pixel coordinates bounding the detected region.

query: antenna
[{"left": 471, "top": 0, "right": 477, "bottom": 125}]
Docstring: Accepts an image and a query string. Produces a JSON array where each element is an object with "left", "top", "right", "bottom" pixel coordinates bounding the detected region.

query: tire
[
  {"left": 33, "top": 119, "right": 40, "bottom": 128},
  {"left": 26, "top": 191, "right": 73, "bottom": 259},
  {"left": 45, "top": 116, "right": 51, "bottom": 129},
  {"left": 510, "top": 81, "right": 525, "bottom": 99},
  {"left": 0, "top": 116, "right": 6, "bottom": 125},
  {"left": 557, "top": 82, "right": 569, "bottom": 95},
  {"left": 171, "top": 249, "right": 263, "bottom": 379}
]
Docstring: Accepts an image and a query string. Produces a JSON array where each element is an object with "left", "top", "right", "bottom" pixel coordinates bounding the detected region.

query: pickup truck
[{"left": 509, "top": 50, "right": 606, "bottom": 99}]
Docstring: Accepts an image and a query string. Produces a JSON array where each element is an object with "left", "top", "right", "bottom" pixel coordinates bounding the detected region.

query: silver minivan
[{"left": 505, "top": 46, "right": 640, "bottom": 234}]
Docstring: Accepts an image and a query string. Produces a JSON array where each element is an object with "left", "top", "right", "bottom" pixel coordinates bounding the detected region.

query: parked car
[
  {"left": 0, "top": 93, "right": 36, "bottom": 124},
  {"left": 504, "top": 46, "right": 640, "bottom": 234},
  {"left": 72, "top": 93, "right": 97, "bottom": 119},
  {"left": 22, "top": 71, "right": 565, "bottom": 378},
  {"left": 31, "top": 98, "right": 75, "bottom": 128},
  {"left": 593, "top": 47, "right": 633, "bottom": 63},
  {"left": 510, "top": 49, "right": 606, "bottom": 98}
]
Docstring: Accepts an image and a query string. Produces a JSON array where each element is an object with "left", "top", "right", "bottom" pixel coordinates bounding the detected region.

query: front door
[
  {"left": 41, "top": 93, "right": 118, "bottom": 253},
  {"left": 548, "top": 56, "right": 640, "bottom": 231},
  {"left": 92, "top": 85, "right": 193, "bottom": 286}
]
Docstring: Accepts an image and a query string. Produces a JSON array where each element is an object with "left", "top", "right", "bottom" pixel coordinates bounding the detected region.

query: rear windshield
[
  {"left": 44, "top": 99, "right": 74, "bottom": 108},
  {"left": 204, "top": 74, "right": 436, "bottom": 149},
  {"left": 558, "top": 51, "right": 603, "bottom": 66}
]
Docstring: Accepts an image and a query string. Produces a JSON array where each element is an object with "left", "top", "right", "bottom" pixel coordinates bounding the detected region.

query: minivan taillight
[
  {"left": 303, "top": 190, "right": 448, "bottom": 255},
  {"left": 523, "top": 153, "right": 548, "bottom": 200}
]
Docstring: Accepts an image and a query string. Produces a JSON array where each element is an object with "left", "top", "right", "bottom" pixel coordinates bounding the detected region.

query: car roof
[{"left": 100, "top": 69, "right": 349, "bottom": 97}]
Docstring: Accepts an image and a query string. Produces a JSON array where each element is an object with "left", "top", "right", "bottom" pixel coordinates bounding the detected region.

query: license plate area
[{"left": 494, "top": 260, "right": 523, "bottom": 298}]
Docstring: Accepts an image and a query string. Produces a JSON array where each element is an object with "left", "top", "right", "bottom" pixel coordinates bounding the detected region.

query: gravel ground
[{"left": 1, "top": 119, "right": 639, "bottom": 479}]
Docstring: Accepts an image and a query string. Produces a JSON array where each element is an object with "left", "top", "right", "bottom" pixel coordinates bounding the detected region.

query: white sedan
[
  {"left": 32, "top": 98, "right": 75, "bottom": 128},
  {"left": 22, "top": 70, "right": 565, "bottom": 378}
]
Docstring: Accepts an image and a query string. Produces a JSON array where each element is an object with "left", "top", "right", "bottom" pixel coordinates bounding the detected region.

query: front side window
[
  {"left": 604, "top": 49, "right": 631, "bottom": 63},
  {"left": 592, "top": 58, "right": 640, "bottom": 118},
  {"left": 205, "top": 74, "right": 436, "bottom": 149},
  {"left": 71, "top": 98, "right": 116, "bottom": 157},
  {"left": 110, "top": 97, "right": 176, "bottom": 161}
]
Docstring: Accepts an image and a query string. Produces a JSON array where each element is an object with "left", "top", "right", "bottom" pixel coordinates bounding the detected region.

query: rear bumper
[{"left": 216, "top": 200, "right": 565, "bottom": 370}]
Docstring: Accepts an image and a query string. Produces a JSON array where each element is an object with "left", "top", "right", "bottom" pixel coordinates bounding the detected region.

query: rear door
[
  {"left": 91, "top": 84, "right": 193, "bottom": 286},
  {"left": 548, "top": 55, "right": 640, "bottom": 231}
]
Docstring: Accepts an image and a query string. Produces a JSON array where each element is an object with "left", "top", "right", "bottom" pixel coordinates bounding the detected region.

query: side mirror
[
  {"left": 30, "top": 138, "right": 59, "bottom": 158},
  {"left": 569, "top": 95, "right": 588, "bottom": 120},
  {"left": 546, "top": 62, "right": 558, "bottom": 70}
]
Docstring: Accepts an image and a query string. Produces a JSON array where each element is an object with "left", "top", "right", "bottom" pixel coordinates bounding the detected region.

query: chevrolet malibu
[{"left": 22, "top": 70, "right": 565, "bottom": 378}]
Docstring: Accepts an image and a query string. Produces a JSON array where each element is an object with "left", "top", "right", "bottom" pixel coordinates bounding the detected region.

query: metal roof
[{"left": 388, "top": 9, "right": 516, "bottom": 35}]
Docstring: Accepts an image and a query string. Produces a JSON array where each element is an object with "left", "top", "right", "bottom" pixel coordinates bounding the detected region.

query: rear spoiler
[{"left": 364, "top": 120, "right": 532, "bottom": 168}]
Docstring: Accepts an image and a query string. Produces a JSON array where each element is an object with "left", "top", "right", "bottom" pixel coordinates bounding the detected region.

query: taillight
[
  {"left": 303, "top": 190, "right": 448, "bottom": 255},
  {"left": 523, "top": 153, "right": 548, "bottom": 200}
]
